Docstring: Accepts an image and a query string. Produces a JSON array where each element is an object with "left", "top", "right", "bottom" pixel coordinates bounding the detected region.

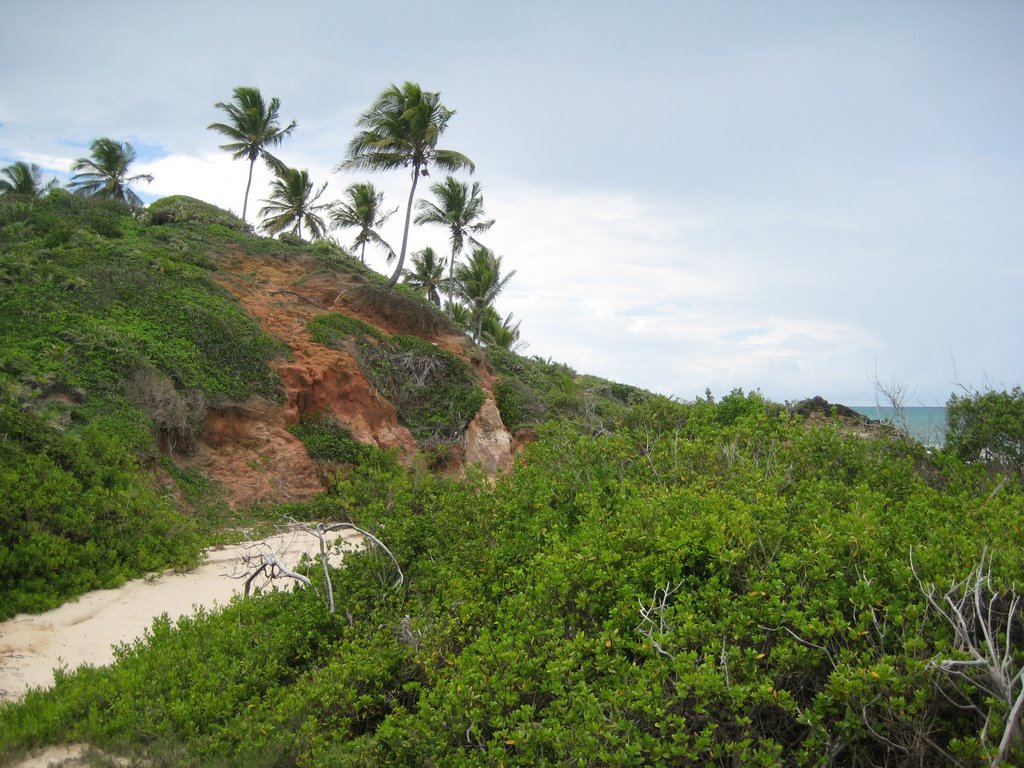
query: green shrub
[
  {"left": 147, "top": 195, "right": 248, "bottom": 232},
  {"left": 307, "top": 312, "right": 384, "bottom": 346},
  {"left": 6, "top": 412, "right": 1021, "bottom": 765},
  {"left": 288, "top": 413, "right": 374, "bottom": 464},
  {"left": 358, "top": 334, "right": 485, "bottom": 446},
  {"left": 488, "top": 347, "right": 654, "bottom": 431},
  {"left": 946, "top": 386, "right": 1024, "bottom": 479},
  {"left": 0, "top": 403, "right": 202, "bottom": 619}
]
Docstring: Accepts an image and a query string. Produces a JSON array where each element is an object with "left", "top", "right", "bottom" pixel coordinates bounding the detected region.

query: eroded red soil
[{"left": 180, "top": 249, "right": 511, "bottom": 508}]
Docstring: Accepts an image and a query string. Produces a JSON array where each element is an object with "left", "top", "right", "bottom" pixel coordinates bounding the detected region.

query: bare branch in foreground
[{"left": 913, "top": 548, "right": 1024, "bottom": 767}]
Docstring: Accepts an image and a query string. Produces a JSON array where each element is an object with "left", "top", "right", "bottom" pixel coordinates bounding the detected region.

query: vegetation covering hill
[
  {"left": 2, "top": 192, "right": 1023, "bottom": 766},
  {"left": 0, "top": 191, "right": 651, "bottom": 618}
]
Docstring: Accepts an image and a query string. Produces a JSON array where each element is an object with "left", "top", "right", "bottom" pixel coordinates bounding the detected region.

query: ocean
[{"left": 850, "top": 406, "right": 948, "bottom": 448}]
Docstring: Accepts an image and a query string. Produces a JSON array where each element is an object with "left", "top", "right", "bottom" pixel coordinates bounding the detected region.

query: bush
[
  {"left": 288, "top": 413, "right": 374, "bottom": 464},
  {"left": 3, "top": 412, "right": 1023, "bottom": 764},
  {"left": 124, "top": 367, "right": 206, "bottom": 455},
  {"left": 147, "top": 195, "right": 248, "bottom": 232},
  {"left": 946, "top": 386, "right": 1024, "bottom": 478},
  {"left": 0, "top": 403, "right": 202, "bottom": 619},
  {"left": 310, "top": 314, "right": 484, "bottom": 447}
]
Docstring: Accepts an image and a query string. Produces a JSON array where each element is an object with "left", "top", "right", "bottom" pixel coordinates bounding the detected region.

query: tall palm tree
[
  {"left": 0, "top": 161, "right": 57, "bottom": 197},
  {"left": 402, "top": 246, "right": 447, "bottom": 307},
  {"left": 329, "top": 181, "right": 397, "bottom": 264},
  {"left": 336, "top": 82, "right": 474, "bottom": 288},
  {"left": 258, "top": 167, "right": 329, "bottom": 241},
  {"left": 68, "top": 138, "right": 153, "bottom": 207},
  {"left": 208, "top": 87, "right": 296, "bottom": 223},
  {"left": 414, "top": 176, "right": 494, "bottom": 302},
  {"left": 453, "top": 246, "right": 516, "bottom": 343}
]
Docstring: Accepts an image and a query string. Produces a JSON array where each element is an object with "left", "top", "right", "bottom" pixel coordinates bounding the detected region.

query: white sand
[{"left": 0, "top": 528, "right": 361, "bottom": 703}]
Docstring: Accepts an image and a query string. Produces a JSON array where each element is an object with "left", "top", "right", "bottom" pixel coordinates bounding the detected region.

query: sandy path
[{"left": 0, "top": 529, "right": 361, "bottom": 703}]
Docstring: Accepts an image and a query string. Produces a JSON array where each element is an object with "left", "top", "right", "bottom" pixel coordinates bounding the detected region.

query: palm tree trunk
[
  {"left": 388, "top": 165, "right": 421, "bottom": 288},
  {"left": 448, "top": 245, "right": 457, "bottom": 306},
  {"left": 243, "top": 156, "right": 256, "bottom": 224}
]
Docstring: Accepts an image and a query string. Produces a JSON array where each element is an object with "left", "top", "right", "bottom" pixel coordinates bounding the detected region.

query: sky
[{"left": 3, "top": 0, "right": 1021, "bottom": 406}]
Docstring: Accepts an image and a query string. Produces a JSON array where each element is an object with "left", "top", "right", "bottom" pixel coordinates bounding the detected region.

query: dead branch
[
  {"left": 268, "top": 289, "right": 323, "bottom": 308},
  {"left": 913, "top": 548, "right": 1024, "bottom": 766},
  {"left": 636, "top": 582, "right": 680, "bottom": 660},
  {"left": 232, "top": 520, "right": 402, "bottom": 616}
]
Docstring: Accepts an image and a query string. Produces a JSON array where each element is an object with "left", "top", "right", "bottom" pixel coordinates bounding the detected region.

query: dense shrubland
[
  {"left": 0, "top": 190, "right": 643, "bottom": 619},
  {"left": 3, "top": 192, "right": 1023, "bottom": 766},
  {"left": 2, "top": 392, "right": 1022, "bottom": 766}
]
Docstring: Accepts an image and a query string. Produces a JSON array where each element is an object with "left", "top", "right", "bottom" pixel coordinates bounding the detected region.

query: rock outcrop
[{"left": 463, "top": 398, "right": 514, "bottom": 476}]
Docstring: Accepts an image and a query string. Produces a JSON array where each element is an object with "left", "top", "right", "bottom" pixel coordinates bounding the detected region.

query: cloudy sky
[{"left": 3, "top": 1, "right": 1021, "bottom": 406}]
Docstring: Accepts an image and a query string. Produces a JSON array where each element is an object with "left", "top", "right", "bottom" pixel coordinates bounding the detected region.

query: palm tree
[
  {"left": 68, "top": 138, "right": 153, "bottom": 207},
  {"left": 452, "top": 246, "right": 516, "bottom": 343},
  {"left": 336, "top": 82, "right": 474, "bottom": 288},
  {"left": 329, "top": 182, "right": 397, "bottom": 264},
  {"left": 414, "top": 176, "right": 494, "bottom": 303},
  {"left": 444, "top": 300, "right": 472, "bottom": 332},
  {"left": 402, "top": 246, "right": 447, "bottom": 307},
  {"left": 0, "top": 161, "right": 57, "bottom": 197},
  {"left": 481, "top": 308, "right": 523, "bottom": 350},
  {"left": 208, "top": 87, "right": 296, "bottom": 223},
  {"left": 258, "top": 167, "right": 330, "bottom": 241}
]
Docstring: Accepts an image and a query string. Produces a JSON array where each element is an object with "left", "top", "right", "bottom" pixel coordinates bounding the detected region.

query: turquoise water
[{"left": 850, "top": 406, "right": 948, "bottom": 447}]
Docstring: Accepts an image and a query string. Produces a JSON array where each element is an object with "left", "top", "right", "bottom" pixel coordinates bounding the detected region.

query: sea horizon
[{"left": 850, "top": 405, "right": 948, "bottom": 448}]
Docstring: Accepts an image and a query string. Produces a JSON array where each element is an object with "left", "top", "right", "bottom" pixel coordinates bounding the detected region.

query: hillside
[
  {"left": 0, "top": 192, "right": 651, "bottom": 616},
  {"left": 2, "top": 193, "right": 1022, "bottom": 767}
]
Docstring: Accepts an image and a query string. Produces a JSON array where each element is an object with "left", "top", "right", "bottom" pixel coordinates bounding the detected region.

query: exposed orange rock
[{"left": 463, "top": 398, "right": 514, "bottom": 476}]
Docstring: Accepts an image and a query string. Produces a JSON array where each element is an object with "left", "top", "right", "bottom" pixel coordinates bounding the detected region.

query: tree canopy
[
  {"left": 402, "top": 246, "right": 447, "bottom": 307},
  {"left": 208, "top": 86, "right": 296, "bottom": 223},
  {"left": 0, "top": 161, "right": 57, "bottom": 197},
  {"left": 453, "top": 246, "right": 516, "bottom": 343},
  {"left": 415, "top": 176, "right": 494, "bottom": 301},
  {"left": 68, "top": 138, "right": 153, "bottom": 208},
  {"left": 258, "top": 167, "right": 329, "bottom": 241},
  {"left": 329, "top": 181, "right": 396, "bottom": 263},
  {"left": 336, "top": 82, "right": 474, "bottom": 288}
]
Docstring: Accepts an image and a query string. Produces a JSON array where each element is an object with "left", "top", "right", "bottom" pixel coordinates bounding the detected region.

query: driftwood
[{"left": 233, "top": 520, "right": 402, "bottom": 615}]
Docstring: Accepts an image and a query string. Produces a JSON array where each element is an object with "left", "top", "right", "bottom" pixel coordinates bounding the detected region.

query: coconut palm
[
  {"left": 402, "top": 247, "right": 447, "bottom": 307},
  {"left": 68, "top": 138, "right": 153, "bottom": 207},
  {"left": 208, "top": 86, "right": 296, "bottom": 223},
  {"left": 0, "top": 161, "right": 57, "bottom": 197},
  {"left": 453, "top": 246, "right": 516, "bottom": 343},
  {"left": 414, "top": 176, "right": 494, "bottom": 302},
  {"left": 336, "top": 82, "right": 474, "bottom": 288},
  {"left": 329, "top": 181, "right": 397, "bottom": 264},
  {"left": 444, "top": 300, "right": 472, "bottom": 332},
  {"left": 481, "top": 308, "right": 523, "bottom": 350},
  {"left": 258, "top": 167, "right": 330, "bottom": 241}
]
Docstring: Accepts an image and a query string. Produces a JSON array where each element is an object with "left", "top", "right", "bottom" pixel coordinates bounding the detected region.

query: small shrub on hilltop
[
  {"left": 488, "top": 347, "right": 654, "bottom": 431},
  {"left": 147, "top": 195, "right": 248, "bottom": 231}
]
